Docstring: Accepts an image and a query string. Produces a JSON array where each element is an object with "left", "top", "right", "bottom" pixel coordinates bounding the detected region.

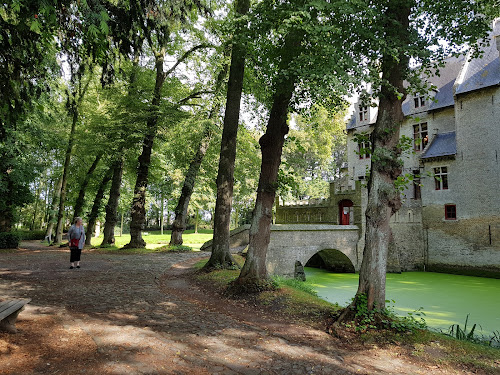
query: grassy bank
[
  {"left": 89, "top": 229, "right": 213, "bottom": 252},
  {"left": 192, "top": 257, "right": 500, "bottom": 374}
]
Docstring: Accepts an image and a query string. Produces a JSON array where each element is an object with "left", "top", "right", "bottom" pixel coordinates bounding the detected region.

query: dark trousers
[{"left": 70, "top": 247, "right": 82, "bottom": 262}]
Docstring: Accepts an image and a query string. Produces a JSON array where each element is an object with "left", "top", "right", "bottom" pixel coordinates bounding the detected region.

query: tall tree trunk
[
  {"left": 353, "top": 1, "right": 410, "bottom": 311},
  {"left": 73, "top": 153, "right": 102, "bottom": 221},
  {"left": 85, "top": 168, "right": 112, "bottom": 245},
  {"left": 30, "top": 182, "right": 42, "bottom": 230},
  {"left": 125, "top": 55, "right": 165, "bottom": 249},
  {"left": 45, "top": 175, "right": 63, "bottom": 242},
  {"left": 55, "top": 72, "right": 91, "bottom": 243},
  {"left": 160, "top": 193, "right": 164, "bottom": 235},
  {"left": 170, "top": 129, "right": 213, "bottom": 245},
  {"left": 236, "top": 32, "right": 301, "bottom": 285},
  {"left": 170, "top": 62, "right": 229, "bottom": 246},
  {"left": 204, "top": 0, "right": 250, "bottom": 269},
  {"left": 101, "top": 157, "right": 124, "bottom": 245},
  {"left": 55, "top": 102, "right": 78, "bottom": 243},
  {"left": 194, "top": 208, "right": 199, "bottom": 234}
]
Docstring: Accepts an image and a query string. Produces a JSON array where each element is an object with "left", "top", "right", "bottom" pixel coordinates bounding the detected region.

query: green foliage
[
  {"left": 342, "top": 294, "right": 427, "bottom": 333},
  {"left": 445, "top": 314, "right": 500, "bottom": 347},
  {"left": 0, "top": 232, "right": 21, "bottom": 249},
  {"left": 244, "top": 0, "right": 364, "bottom": 110},
  {"left": 272, "top": 276, "right": 318, "bottom": 297},
  {"left": 353, "top": 132, "right": 372, "bottom": 159},
  {"left": 13, "top": 229, "right": 46, "bottom": 240},
  {"left": 280, "top": 105, "right": 347, "bottom": 200},
  {"left": 448, "top": 314, "right": 478, "bottom": 342},
  {"left": 156, "top": 244, "right": 192, "bottom": 252}
]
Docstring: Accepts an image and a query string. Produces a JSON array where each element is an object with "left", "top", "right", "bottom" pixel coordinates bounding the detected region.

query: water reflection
[{"left": 304, "top": 268, "right": 500, "bottom": 335}]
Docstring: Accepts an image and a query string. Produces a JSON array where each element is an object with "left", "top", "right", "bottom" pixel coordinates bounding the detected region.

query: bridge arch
[
  {"left": 265, "top": 224, "right": 360, "bottom": 278},
  {"left": 305, "top": 249, "right": 356, "bottom": 273}
]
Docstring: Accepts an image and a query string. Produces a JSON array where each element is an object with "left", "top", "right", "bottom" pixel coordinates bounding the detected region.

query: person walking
[{"left": 68, "top": 217, "right": 85, "bottom": 269}]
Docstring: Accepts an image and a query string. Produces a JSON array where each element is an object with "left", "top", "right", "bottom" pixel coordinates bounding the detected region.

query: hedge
[{"left": 0, "top": 232, "right": 21, "bottom": 249}]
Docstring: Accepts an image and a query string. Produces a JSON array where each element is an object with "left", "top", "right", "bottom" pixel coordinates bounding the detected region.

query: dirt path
[{"left": 0, "top": 242, "right": 478, "bottom": 374}]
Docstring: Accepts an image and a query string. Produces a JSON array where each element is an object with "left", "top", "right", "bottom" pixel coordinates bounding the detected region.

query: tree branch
[
  {"left": 164, "top": 44, "right": 214, "bottom": 77},
  {"left": 178, "top": 90, "right": 214, "bottom": 105}
]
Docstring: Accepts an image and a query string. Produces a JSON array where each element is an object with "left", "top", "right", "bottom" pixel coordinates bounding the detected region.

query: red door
[{"left": 339, "top": 200, "right": 353, "bottom": 225}]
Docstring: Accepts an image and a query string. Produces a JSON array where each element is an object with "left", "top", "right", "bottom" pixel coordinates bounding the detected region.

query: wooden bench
[{"left": 0, "top": 299, "right": 31, "bottom": 333}]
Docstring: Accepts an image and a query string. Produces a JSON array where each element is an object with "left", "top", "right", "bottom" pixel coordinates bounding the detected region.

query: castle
[{"left": 276, "top": 20, "right": 500, "bottom": 277}]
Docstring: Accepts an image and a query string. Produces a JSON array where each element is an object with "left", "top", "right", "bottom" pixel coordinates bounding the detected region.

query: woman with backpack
[{"left": 68, "top": 217, "right": 85, "bottom": 269}]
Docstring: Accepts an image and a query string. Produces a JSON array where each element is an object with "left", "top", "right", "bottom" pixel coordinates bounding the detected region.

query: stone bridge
[{"left": 201, "top": 224, "right": 361, "bottom": 278}]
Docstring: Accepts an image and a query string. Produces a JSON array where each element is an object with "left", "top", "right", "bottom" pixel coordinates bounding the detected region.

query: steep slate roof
[
  {"left": 428, "top": 79, "right": 455, "bottom": 111},
  {"left": 346, "top": 21, "right": 500, "bottom": 129},
  {"left": 420, "top": 131, "right": 457, "bottom": 160},
  {"left": 346, "top": 115, "right": 357, "bottom": 130},
  {"left": 455, "top": 21, "right": 500, "bottom": 95}
]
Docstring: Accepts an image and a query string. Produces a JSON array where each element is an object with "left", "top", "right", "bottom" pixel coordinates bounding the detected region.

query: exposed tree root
[{"left": 225, "top": 277, "right": 277, "bottom": 296}]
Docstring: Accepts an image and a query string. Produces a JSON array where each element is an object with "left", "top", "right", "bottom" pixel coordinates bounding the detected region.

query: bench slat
[{"left": 0, "top": 299, "right": 31, "bottom": 320}]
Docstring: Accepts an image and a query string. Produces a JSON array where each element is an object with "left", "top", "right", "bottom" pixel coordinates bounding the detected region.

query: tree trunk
[
  {"left": 85, "top": 168, "right": 112, "bottom": 245},
  {"left": 124, "top": 55, "right": 165, "bottom": 249},
  {"left": 204, "top": 0, "right": 250, "bottom": 269},
  {"left": 353, "top": 1, "right": 410, "bottom": 311},
  {"left": 236, "top": 32, "right": 301, "bottom": 285},
  {"left": 170, "top": 61, "right": 229, "bottom": 246},
  {"left": 101, "top": 157, "right": 124, "bottom": 245},
  {"left": 194, "top": 208, "right": 199, "bottom": 234},
  {"left": 170, "top": 129, "right": 213, "bottom": 245},
  {"left": 0, "top": 177, "right": 15, "bottom": 232},
  {"left": 73, "top": 153, "right": 102, "bottom": 221},
  {"left": 55, "top": 101, "right": 78, "bottom": 244},
  {"left": 160, "top": 193, "right": 164, "bottom": 235},
  {"left": 30, "top": 182, "right": 42, "bottom": 230},
  {"left": 45, "top": 175, "right": 63, "bottom": 243}
]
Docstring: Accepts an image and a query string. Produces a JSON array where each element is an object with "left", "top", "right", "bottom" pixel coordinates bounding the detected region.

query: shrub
[
  {"left": 0, "top": 232, "right": 21, "bottom": 249},
  {"left": 14, "top": 230, "right": 46, "bottom": 240},
  {"left": 156, "top": 244, "right": 192, "bottom": 252}
]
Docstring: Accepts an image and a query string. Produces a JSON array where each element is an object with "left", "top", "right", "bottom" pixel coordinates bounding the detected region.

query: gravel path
[{"left": 0, "top": 242, "right": 465, "bottom": 374}]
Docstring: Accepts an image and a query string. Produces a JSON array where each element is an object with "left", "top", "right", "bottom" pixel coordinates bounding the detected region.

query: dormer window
[
  {"left": 359, "top": 105, "right": 368, "bottom": 122},
  {"left": 414, "top": 95, "right": 426, "bottom": 108}
]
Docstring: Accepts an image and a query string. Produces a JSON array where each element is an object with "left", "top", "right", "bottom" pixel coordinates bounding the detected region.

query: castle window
[
  {"left": 359, "top": 105, "right": 368, "bottom": 122},
  {"left": 413, "top": 123, "right": 428, "bottom": 151},
  {"left": 445, "top": 204, "right": 456, "bottom": 220},
  {"left": 358, "top": 141, "right": 371, "bottom": 159},
  {"left": 414, "top": 95, "right": 426, "bottom": 108},
  {"left": 434, "top": 166, "right": 448, "bottom": 190},
  {"left": 413, "top": 170, "right": 421, "bottom": 199}
]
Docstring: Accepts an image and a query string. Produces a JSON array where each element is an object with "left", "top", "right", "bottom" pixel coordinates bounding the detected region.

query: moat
[{"left": 305, "top": 268, "right": 500, "bottom": 336}]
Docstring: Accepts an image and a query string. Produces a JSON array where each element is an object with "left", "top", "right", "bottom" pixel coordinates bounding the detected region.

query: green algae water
[{"left": 305, "top": 268, "right": 500, "bottom": 336}]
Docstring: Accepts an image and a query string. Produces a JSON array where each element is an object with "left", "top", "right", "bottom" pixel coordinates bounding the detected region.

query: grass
[
  {"left": 90, "top": 229, "right": 213, "bottom": 252},
  {"left": 192, "top": 258, "right": 500, "bottom": 374},
  {"left": 194, "top": 257, "right": 341, "bottom": 327}
]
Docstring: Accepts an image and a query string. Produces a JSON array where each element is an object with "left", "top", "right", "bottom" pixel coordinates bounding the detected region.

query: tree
[
  {"left": 122, "top": 0, "right": 210, "bottom": 249},
  {"left": 170, "top": 62, "right": 229, "bottom": 245},
  {"left": 339, "top": 0, "right": 497, "bottom": 314},
  {"left": 73, "top": 153, "right": 102, "bottom": 221},
  {"left": 204, "top": 0, "right": 250, "bottom": 269},
  {"left": 85, "top": 168, "right": 113, "bottom": 245},
  {"left": 0, "top": 0, "right": 61, "bottom": 232},
  {"left": 281, "top": 105, "right": 347, "bottom": 200},
  {"left": 234, "top": 0, "right": 362, "bottom": 287},
  {"left": 53, "top": 0, "right": 110, "bottom": 243}
]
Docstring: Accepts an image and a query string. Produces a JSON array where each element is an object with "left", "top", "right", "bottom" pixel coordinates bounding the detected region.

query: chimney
[{"left": 494, "top": 18, "right": 500, "bottom": 53}]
